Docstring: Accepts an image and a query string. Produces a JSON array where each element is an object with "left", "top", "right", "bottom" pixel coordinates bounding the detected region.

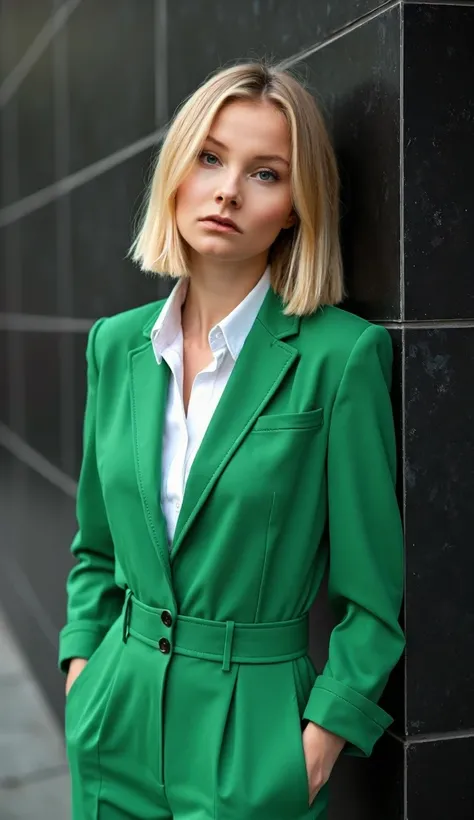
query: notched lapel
[
  {"left": 169, "top": 287, "right": 302, "bottom": 563},
  {"left": 129, "top": 339, "right": 172, "bottom": 584}
]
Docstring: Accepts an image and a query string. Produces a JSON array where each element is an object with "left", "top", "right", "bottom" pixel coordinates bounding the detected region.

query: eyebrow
[{"left": 205, "top": 135, "right": 290, "bottom": 168}]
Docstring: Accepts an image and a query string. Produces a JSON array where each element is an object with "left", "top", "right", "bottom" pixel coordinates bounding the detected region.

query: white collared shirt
[{"left": 151, "top": 264, "right": 271, "bottom": 548}]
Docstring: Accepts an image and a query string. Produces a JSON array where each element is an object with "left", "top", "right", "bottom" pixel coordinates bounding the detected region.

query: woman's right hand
[{"left": 65, "top": 657, "right": 88, "bottom": 696}]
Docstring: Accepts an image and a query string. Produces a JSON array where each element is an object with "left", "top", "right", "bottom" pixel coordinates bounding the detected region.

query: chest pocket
[{"left": 252, "top": 407, "right": 324, "bottom": 433}]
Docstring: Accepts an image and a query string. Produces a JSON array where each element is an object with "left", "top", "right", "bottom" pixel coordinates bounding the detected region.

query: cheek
[
  {"left": 250, "top": 198, "right": 292, "bottom": 232},
  {"left": 175, "top": 175, "right": 203, "bottom": 217}
]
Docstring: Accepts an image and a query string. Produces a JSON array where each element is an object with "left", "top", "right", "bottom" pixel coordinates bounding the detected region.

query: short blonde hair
[{"left": 128, "top": 59, "right": 346, "bottom": 315}]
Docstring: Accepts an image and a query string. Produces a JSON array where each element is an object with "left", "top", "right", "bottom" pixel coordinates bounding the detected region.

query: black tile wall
[
  {"left": 167, "top": 0, "right": 391, "bottom": 115},
  {"left": 0, "top": 0, "right": 54, "bottom": 84},
  {"left": 19, "top": 202, "right": 57, "bottom": 315},
  {"left": 0, "top": 330, "right": 7, "bottom": 423},
  {"left": 23, "top": 331, "right": 62, "bottom": 469},
  {"left": 65, "top": 0, "right": 157, "bottom": 174},
  {"left": 17, "top": 44, "right": 55, "bottom": 200},
  {"left": 0, "top": 447, "right": 76, "bottom": 713},
  {"left": 69, "top": 147, "right": 165, "bottom": 318},
  {"left": 405, "top": 327, "right": 474, "bottom": 735},
  {"left": 406, "top": 736, "right": 474, "bottom": 818},
  {"left": 404, "top": 3, "right": 474, "bottom": 320},
  {"left": 300, "top": 5, "right": 401, "bottom": 321},
  {"left": 1, "top": 1, "right": 473, "bottom": 818}
]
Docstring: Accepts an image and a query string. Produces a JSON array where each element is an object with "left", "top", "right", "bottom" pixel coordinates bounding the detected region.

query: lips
[{"left": 199, "top": 215, "right": 241, "bottom": 232}]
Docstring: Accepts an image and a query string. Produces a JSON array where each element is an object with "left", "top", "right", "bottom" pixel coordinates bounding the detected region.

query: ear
[{"left": 283, "top": 210, "right": 298, "bottom": 230}]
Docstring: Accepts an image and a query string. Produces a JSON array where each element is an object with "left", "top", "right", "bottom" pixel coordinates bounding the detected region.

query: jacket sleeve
[
  {"left": 302, "top": 323, "right": 406, "bottom": 757},
  {"left": 58, "top": 317, "right": 125, "bottom": 674}
]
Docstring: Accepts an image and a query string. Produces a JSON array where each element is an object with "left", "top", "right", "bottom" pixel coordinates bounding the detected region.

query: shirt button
[{"left": 175, "top": 501, "right": 181, "bottom": 511}]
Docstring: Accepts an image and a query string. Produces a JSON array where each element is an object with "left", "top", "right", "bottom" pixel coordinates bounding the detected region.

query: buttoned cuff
[{"left": 302, "top": 674, "right": 394, "bottom": 757}]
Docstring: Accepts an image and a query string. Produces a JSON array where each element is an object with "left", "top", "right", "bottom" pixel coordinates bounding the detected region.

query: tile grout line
[
  {"left": 0, "top": 128, "right": 166, "bottom": 226},
  {"left": 0, "top": 0, "right": 82, "bottom": 107},
  {"left": 54, "top": 2, "right": 76, "bottom": 479},
  {"left": 277, "top": 0, "right": 399, "bottom": 70},
  {"left": 0, "top": 315, "right": 94, "bottom": 331},
  {"left": 155, "top": 0, "right": 168, "bottom": 129},
  {"left": 0, "top": 423, "right": 77, "bottom": 498}
]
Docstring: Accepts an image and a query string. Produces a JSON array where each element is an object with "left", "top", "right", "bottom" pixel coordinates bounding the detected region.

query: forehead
[{"left": 207, "top": 100, "right": 291, "bottom": 155}]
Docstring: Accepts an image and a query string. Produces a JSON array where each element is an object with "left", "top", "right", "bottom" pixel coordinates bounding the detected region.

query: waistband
[{"left": 121, "top": 591, "right": 309, "bottom": 671}]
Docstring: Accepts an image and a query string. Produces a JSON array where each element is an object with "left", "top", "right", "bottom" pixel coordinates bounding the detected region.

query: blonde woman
[{"left": 59, "top": 60, "right": 406, "bottom": 820}]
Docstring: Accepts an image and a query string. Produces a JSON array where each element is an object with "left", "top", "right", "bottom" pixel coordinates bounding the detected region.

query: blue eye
[
  {"left": 256, "top": 169, "right": 279, "bottom": 182},
  {"left": 199, "top": 151, "right": 219, "bottom": 165},
  {"left": 198, "top": 151, "right": 279, "bottom": 182}
]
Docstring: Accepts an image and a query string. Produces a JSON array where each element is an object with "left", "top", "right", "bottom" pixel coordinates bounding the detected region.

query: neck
[{"left": 180, "top": 253, "right": 269, "bottom": 348}]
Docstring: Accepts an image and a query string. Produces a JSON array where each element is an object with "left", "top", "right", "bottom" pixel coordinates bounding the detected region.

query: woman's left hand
[{"left": 302, "top": 721, "right": 346, "bottom": 806}]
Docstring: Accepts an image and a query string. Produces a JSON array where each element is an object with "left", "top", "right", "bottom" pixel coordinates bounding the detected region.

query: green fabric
[{"left": 60, "top": 287, "right": 405, "bottom": 818}]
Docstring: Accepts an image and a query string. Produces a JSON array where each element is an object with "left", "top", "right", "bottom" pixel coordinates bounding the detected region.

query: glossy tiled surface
[
  {"left": 64, "top": 0, "right": 157, "bottom": 173},
  {"left": 69, "top": 147, "right": 168, "bottom": 319},
  {"left": 405, "top": 327, "right": 474, "bottom": 734},
  {"left": 0, "top": 603, "right": 70, "bottom": 818},
  {"left": 406, "top": 735, "right": 474, "bottom": 818},
  {"left": 299, "top": 4, "right": 401, "bottom": 321},
  {"left": 404, "top": 3, "right": 474, "bottom": 320}
]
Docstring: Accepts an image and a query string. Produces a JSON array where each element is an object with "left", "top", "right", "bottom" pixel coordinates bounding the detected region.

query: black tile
[
  {"left": 24, "top": 331, "right": 61, "bottom": 468},
  {"left": 0, "top": 446, "right": 77, "bottom": 720},
  {"left": 407, "top": 735, "right": 474, "bottom": 819},
  {"left": 301, "top": 6, "right": 401, "bottom": 321},
  {"left": 1, "top": 98, "right": 18, "bottom": 208},
  {"left": 19, "top": 202, "right": 58, "bottom": 315},
  {"left": 0, "top": 330, "right": 7, "bottom": 423},
  {"left": 70, "top": 147, "right": 169, "bottom": 319},
  {"left": 0, "top": 226, "right": 6, "bottom": 312},
  {"left": 404, "top": 3, "right": 474, "bottom": 319},
  {"left": 65, "top": 0, "right": 156, "bottom": 174},
  {"left": 7, "top": 329, "right": 25, "bottom": 438},
  {"left": 17, "top": 45, "right": 55, "bottom": 199},
  {"left": 0, "top": 0, "right": 54, "bottom": 84},
  {"left": 405, "top": 328, "right": 474, "bottom": 734},
  {"left": 167, "top": 0, "right": 391, "bottom": 116}
]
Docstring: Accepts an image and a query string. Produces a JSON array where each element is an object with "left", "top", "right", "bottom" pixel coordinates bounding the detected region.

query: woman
[{"left": 59, "top": 60, "right": 406, "bottom": 820}]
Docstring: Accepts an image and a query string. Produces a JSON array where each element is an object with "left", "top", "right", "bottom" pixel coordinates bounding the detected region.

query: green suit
[{"left": 59, "top": 285, "right": 405, "bottom": 819}]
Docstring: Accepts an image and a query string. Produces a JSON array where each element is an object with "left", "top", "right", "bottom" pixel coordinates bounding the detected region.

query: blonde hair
[{"left": 128, "top": 59, "right": 346, "bottom": 315}]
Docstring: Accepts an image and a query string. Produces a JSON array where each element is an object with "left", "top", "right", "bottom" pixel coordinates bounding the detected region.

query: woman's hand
[
  {"left": 302, "top": 721, "right": 346, "bottom": 805},
  {"left": 65, "top": 657, "right": 88, "bottom": 696}
]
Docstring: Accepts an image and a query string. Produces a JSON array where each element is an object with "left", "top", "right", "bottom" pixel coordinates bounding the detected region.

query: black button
[
  {"left": 158, "top": 637, "right": 171, "bottom": 654},
  {"left": 161, "top": 610, "right": 173, "bottom": 628}
]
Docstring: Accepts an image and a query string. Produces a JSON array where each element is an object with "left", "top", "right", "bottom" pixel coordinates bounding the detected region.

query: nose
[{"left": 214, "top": 176, "right": 241, "bottom": 208}]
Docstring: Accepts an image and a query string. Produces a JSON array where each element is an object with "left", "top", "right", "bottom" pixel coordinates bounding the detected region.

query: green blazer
[{"left": 59, "top": 285, "right": 405, "bottom": 758}]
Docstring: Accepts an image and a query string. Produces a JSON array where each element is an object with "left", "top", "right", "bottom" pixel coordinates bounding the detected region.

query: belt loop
[
  {"left": 222, "top": 620, "right": 235, "bottom": 672},
  {"left": 122, "top": 588, "right": 133, "bottom": 643}
]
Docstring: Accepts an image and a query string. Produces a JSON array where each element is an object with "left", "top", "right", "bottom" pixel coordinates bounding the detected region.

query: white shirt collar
[{"left": 151, "top": 264, "right": 271, "bottom": 364}]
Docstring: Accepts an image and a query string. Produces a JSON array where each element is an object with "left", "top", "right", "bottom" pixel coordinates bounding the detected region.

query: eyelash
[{"left": 198, "top": 150, "right": 280, "bottom": 183}]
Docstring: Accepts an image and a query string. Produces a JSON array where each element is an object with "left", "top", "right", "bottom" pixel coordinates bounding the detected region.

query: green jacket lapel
[
  {"left": 129, "top": 305, "right": 172, "bottom": 585},
  {"left": 169, "top": 286, "right": 301, "bottom": 563}
]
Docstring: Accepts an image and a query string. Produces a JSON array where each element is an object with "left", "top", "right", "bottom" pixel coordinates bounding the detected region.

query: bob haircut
[{"left": 128, "top": 59, "right": 346, "bottom": 316}]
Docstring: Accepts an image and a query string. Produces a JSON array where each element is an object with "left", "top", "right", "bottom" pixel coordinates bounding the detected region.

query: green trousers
[{"left": 65, "top": 592, "right": 330, "bottom": 819}]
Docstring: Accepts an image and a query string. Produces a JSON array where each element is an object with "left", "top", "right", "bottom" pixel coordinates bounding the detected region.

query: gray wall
[{"left": 1, "top": 1, "right": 473, "bottom": 818}]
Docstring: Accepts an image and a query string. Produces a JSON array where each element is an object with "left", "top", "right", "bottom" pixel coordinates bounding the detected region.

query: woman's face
[{"left": 175, "top": 99, "right": 296, "bottom": 265}]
